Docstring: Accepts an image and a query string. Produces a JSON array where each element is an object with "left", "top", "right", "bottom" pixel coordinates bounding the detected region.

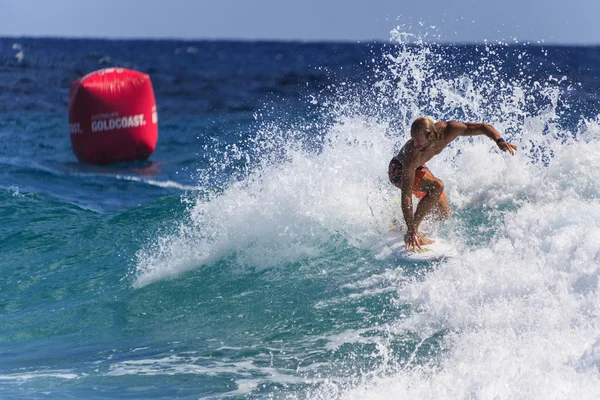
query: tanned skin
[{"left": 394, "top": 119, "right": 518, "bottom": 251}]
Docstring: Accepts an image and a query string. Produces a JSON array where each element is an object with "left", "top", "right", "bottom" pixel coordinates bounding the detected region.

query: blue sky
[{"left": 1, "top": 0, "right": 598, "bottom": 44}]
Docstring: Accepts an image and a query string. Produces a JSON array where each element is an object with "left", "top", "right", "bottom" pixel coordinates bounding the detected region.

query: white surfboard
[{"left": 383, "top": 231, "right": 457, "bottom": 262}]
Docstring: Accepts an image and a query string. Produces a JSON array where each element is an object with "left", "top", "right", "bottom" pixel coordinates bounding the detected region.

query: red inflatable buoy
[{"left": 68, "top": 68, "right": 158, "bottom": 164}]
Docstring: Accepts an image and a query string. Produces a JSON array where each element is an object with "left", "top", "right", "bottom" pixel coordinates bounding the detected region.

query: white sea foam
[
  {"left": 106, "top": 355, "right": 310, "bottom": 396},
  {"left": 115, "top": 174, "right": 200, "bottom": 191},
  {"left": 133, "top": 115, "right": 400, "bottom": 287},
  {"left": 329, "top": 195, "right": 600, "bottom": 398},
  {"left": 0, "top": 370, "right": 79, "bottom": 381}
]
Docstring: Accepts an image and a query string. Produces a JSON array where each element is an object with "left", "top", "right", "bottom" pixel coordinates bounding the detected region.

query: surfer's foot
[{"left": 418, "top": 234, "right": 435, "bottom": 245}]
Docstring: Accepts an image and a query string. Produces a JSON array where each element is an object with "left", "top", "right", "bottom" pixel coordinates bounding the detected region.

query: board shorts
[{"left": 388, "top": 157, "right": 446, "bottom": 199}]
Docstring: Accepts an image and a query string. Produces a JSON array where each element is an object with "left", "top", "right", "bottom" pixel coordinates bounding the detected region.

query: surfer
[{"left": 388, "top": 117, "right": 518, "bottom": 251}]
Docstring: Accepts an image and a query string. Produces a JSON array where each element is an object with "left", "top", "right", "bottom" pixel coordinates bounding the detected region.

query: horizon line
[{"left": 1, "top": 34, "right": 599, "bottom": 47}]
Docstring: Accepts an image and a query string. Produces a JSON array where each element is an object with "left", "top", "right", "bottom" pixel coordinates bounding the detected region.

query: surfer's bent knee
[{"left": 424, "top": 177, "right": 444, "bottom": 198}]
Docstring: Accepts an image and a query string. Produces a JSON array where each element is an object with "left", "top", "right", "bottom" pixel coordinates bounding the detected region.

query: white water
[
  {"left": 133, "top": 28, "right": 600, "bottom": 399},
  {"left": 314, "top": 37, "right": 600, "bottom": 400},
  {"left": 331, "top": 136, "right": 600, "bottom": 399}
]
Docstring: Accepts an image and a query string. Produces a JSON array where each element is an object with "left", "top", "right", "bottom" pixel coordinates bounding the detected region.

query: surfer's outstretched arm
[{"left": 438, "top": 121, "right": 518, "bottom": 155}]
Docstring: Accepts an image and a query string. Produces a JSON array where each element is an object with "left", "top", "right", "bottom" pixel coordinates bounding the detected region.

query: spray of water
[
  {"left": 132, "top": 25, "right": 600, "bottom": 398},
  {"left": 310, "top": 29, "right": 600, "bottom": 399}
]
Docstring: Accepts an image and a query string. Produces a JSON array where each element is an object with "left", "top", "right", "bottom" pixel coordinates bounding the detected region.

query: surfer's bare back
[{"left": 388, "top": 117, "right": 518, "bottom": 251}]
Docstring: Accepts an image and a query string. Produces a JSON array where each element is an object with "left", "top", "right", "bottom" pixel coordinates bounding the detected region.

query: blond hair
[{"left": 410, "top": 117, "right": 439, "bottom": 141}]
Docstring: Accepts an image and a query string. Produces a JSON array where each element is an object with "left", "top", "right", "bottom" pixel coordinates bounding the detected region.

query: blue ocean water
[{"left": 2, "top": 32, "right": 600, "bottom": 399}]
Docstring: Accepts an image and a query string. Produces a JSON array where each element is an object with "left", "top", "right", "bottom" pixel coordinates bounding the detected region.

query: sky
[{"left": 1, "top": 0, "right": 599, "bottom": 44}]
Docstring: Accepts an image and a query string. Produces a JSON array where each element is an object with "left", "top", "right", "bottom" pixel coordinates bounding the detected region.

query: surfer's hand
[
  {"left": 497, "top": 140, "right": 518, "bottom": 156},
  {"left": 404, "top": 230, "right": 422, "bottom": 252}
]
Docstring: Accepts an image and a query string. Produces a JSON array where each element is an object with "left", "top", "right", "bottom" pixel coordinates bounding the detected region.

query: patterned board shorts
[{"left": 388, "top": 157, "right": 446, "bottom": 199}]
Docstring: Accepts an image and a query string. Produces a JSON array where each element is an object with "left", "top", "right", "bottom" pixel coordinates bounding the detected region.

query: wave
[
  {"left": 132, "top": 32, "right": 592, "bottom": 287},
  {"left": 130, "top": 28, "right": 600, "bottom": 398}
]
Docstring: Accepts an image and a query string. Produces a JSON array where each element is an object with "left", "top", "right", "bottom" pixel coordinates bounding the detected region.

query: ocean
[{"left": 2, "top": 31, "right": 600, "bottom": 399}]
